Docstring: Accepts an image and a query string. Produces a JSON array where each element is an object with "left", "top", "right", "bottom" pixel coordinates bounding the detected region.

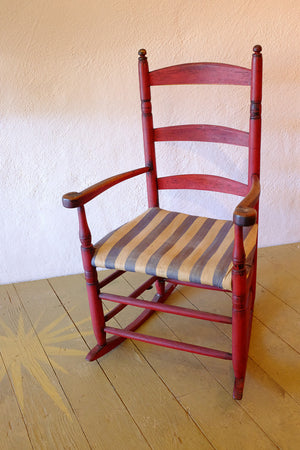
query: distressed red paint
[{"left": 63, "top": 46, "right": 262, "bottom": 400}]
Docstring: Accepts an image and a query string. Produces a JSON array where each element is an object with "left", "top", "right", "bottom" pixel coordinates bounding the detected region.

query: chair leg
[
  {"left": 77, "top": 206, "right": 106, "bottom": 359},
  {"left": 155, "top": 278, "right": 165, "bottom": 296},
  {"left": 250, "top": 253, "right": 258, "bottom": 311},
  {"left": 232, "top": 225, "right": 249, "bottom": 400},
  {"left": 232, "top": 293, "right": 250, "bottom": 400},
  {"left": 232, "top": 284, "right": 256, "bottom": 400},
  {"left": 85, "top": 269, "right": 106, "bottom": 349},
  {"left": 86, "top": 280, "right": 177, "bottom": 361}
]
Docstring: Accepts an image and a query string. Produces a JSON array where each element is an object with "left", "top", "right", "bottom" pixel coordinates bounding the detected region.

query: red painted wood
[
  {"left": 138, "top": 49, "right": 159, "bottom": 208},
  {"left": 104, "top": 275, "right": 158, "bottom": 322},
  {"left": 230, "top": 47, "right": 261, "bottom": 398},
  {"left": 78, "top": 206, "right": 106, "bottom": 347},
  {"left": 98, "top": 270, "right": 125, "bottom": 289},
  {"left": 166, "top": 278, "right": 231, "bottom": 292},
  {"left": 149, "top": 63, "right": 251, "bottom": 86},
  {"left": 158, "top": 174, "right": 248, "bottom": 196},
  {"left": 155, "top": 278, "right": 165, "bottom": 296},
  {"left": 87, "top": 279, "right": 175, "bottom": 361},
  {"left": 248, "top": 45, "right": 262, "bottom": 184},
  {"left": 233, "top": 174, "right": 260, "bottom": 226},
  {"left": 64, "top": 46, "right": 263, "bottom": 400},
  {"left": 100, "top": 292, "right": 232, "bottom": 324},
  {"left": 231, "top": 223, "right": 248, "bottom": 399},
  {"left": 154, "top": 124, "right": 249, "bottom": 147},
  {"left": 86, "top": 337, "right": 127, "bottom": 361},
  {"left": 62, "top": 166, "right": 150, "bottom": 208},
  {"left": 105, "top": 326, "right": 232, "bottom": 360}
]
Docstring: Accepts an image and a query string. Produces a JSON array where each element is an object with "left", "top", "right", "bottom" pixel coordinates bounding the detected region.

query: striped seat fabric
[{"left": 92, "top": 208, "right": 257, "bottom": 291}]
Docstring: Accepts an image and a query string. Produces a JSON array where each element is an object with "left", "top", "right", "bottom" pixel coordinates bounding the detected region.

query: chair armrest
[
  {"left": 233, "top": 174, "right": 260, "bottom": 226},
  {"left": 62, "top": 166, "right": 150, "bottom": 208}
]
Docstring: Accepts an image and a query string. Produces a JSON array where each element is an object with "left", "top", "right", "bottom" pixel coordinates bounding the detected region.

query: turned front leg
[
  {"left": 78, "top": 206, "right": 106, "bottom": 347},
  {"left": 232, "top": 225, "right": 248, "bottom": 399}
]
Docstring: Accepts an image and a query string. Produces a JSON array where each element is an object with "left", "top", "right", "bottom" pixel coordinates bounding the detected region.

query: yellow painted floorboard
[
  {"left": 0, "top": 243, "right": 299, "bottom": 449},
  {"left": 51, "top": 274, "right": 212, "bottom": 449}
]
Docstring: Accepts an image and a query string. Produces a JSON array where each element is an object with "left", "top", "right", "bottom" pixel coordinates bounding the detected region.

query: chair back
[{"left": 138, "top": 47, "right": 262, "bottom": 212}]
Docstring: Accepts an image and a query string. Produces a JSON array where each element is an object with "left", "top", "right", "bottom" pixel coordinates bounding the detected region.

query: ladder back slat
[
  {"left": 154, "top": 125, "right": 249, "bottom": 147},
  {"left": 149, "top": 63, "right": 251, "bottom": 86},
  {"left": 157, "top": 174, "right": 248, "bottom": 196}
]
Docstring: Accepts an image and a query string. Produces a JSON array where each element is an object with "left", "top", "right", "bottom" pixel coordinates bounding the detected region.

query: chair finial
[
  {"left": 253, "top": 45, "right": 262, "bottom": 54},
  {"left": 138, "top": 49, "right": 147, "bottom": 60}
]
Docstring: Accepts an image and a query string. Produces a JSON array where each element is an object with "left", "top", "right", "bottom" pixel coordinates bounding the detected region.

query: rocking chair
[{"left": 62, "top": 45, "right": 262, "bottom": 399}]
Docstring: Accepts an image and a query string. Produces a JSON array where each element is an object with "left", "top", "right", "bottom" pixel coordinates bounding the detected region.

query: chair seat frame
[{"left": 63, "top": 46, "right": 262, "bottom": 400}]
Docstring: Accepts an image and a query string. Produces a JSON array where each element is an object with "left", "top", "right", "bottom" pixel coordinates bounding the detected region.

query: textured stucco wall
[{"left": 1, "top": 0, "right": 299, "bottom": 283}]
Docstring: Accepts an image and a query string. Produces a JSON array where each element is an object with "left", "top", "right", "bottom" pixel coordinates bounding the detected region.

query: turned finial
[
  {"left": 253, "top": 45, "right": 262, "bottom": 54},
  {"left": 138, "top": 49, "right": 147, "bottom": 60}
]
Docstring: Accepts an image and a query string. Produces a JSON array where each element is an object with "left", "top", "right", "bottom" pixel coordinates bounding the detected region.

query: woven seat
[{"left": 93, "top": 208, "right": 257, "bottom": 291}]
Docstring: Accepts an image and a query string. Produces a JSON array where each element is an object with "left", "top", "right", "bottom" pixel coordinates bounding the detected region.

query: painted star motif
[{"left": 0, "top": 311, "right": 92, "bottom": 417}]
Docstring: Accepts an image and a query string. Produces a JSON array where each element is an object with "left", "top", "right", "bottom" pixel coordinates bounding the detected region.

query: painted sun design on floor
[{"left": 0, "top": 311, "right": 92, "bottom": 418}]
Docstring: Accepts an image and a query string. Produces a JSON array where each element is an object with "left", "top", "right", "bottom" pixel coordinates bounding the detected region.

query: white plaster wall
[{"left": 1, "top": 0, "right": 299, "bottom": 283}]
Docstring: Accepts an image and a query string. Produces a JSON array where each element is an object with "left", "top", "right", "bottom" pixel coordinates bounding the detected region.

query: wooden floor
[{"left": 1, "top": 244, "right": 300, "bottom": 449}]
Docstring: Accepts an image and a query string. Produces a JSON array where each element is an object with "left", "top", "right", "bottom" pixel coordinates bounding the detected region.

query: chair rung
[
  {"left": 104, "top": 326, "right": 232, "bottom": 360},
  {"left": 104, "top": 275, "right": 158, "bottom": 321},
  {"left": 98, "top": 270, "right": 125, "bottom": 289},
  {"left": 100, "top": 293, "right": 232, "bottom": 324}
]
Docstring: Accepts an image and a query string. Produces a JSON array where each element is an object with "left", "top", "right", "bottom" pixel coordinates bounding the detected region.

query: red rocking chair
[{"left": 63, "top": 46, "right": 262, "bottom": 399}]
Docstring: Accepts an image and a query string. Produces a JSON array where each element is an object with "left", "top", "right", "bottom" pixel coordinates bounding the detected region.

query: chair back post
[
  {"left": 138, "top": 49, "right": 159, "bottom": 207},
  {"left": 249, "top": 45, "right": 263, "bottom": 186}
]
